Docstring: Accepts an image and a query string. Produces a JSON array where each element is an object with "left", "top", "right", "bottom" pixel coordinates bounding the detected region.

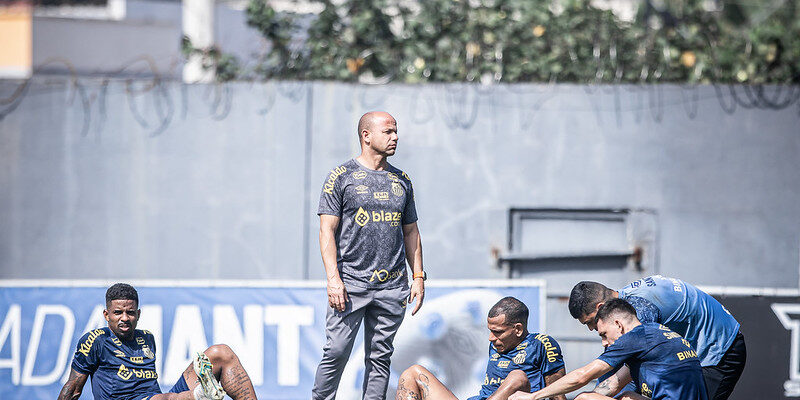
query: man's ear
[
  {"left": 515, "top": 322, "right": 524, "bottom": 337},
  {"left": 595, "top": 301, "right": 604, "bottom": 312},
  {"left": 103, "top": 309, "right": 110, "bottom": 322},
  {"left": 616, "top": 319, "right": 625, "bottom": 334},
  {"left": 361, "top": 129, "right": 370, "bottom": 144}
]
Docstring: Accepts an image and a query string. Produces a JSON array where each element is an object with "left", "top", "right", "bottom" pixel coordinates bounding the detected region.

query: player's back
[
  {"left": 618, "top": 275, "right": 740, "bottom": 366},
  {"left": 71, "top": 327, "right": 161, "bottom": 400},
  {"left": 600, "top": 323, "right": 706, "bottom": 400}
]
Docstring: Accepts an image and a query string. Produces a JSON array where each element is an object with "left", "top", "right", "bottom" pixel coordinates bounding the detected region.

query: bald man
[{"left": 313, "top": 111, "right": 426, "bottom": 400}]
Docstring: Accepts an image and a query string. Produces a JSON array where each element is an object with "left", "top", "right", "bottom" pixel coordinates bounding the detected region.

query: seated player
[
  {"left": 508, "top": 298, "right": 707, "bottom": 400},
  {"left": 395, "top": 296, "right": 567, "bottom": 400},
  {"left": 57, "top": 283, "right": 258, "bottom": 400}
]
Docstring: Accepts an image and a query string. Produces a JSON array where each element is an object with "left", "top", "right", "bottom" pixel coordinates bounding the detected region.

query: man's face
[
  {"left": 104, "top": 299, "right": 139, "bottom": 341},
  {"left": 364, "top": 114, "right": 398, "bottom": 156},
  {"left": 578, "top": 302, "right": 603, "bottom": 331},
  {"left": 596, "top": 317, "right": 624, "bottom": 348},
  {"left": 487, "top": 314, "right": 523, "bottom": 354}
]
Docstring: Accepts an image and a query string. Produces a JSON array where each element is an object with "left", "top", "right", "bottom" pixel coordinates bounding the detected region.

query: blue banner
[{"left": 0, "top": 281, "right": 543, "bottom": 399}]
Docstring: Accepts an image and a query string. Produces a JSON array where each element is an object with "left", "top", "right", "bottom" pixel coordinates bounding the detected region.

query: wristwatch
[{"left": 413, "top": 271, "right": 427, "bottom": 281}]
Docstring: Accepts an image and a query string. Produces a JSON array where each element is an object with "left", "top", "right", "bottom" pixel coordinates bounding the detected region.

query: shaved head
[{"left": 357, "top": 111, "right": 395, "bottom": 142}]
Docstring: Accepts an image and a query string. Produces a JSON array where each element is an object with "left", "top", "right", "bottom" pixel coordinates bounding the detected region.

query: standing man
[
  {"left": 568, "top": 276, "right": 745, "bottom": 400},
  {"left": 313, "top": 111, "right": 426, "bottom": 400}
]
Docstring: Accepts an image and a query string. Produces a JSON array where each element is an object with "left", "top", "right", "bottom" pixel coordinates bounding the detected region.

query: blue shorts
[{"left": 169, "top": 375, "right": 190, "bottom": 393}]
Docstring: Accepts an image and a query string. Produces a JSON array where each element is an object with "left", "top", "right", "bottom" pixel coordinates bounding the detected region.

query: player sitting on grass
[
  {"left": 509, "top": 298, "right": 707, "bottom": 400},
  {"left": 57, "top": 283, "right": 258, "bottom": 400},
  {"left": 396, "top": 296, "right": 567, "bottom": 400}
]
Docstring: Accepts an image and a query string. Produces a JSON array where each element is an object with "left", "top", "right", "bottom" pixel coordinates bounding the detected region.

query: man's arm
[
  {"left": 57, "top": 368, "right": 89, "bottom": 400},
  {"left": 544, "top": 368, "right": 567, "bottom": 400},
  {"left": 592, "top": 365, "right": 632, "bottom": 397},
  {"left": 320, "top": 214, "right": 347, "bottom": 312},
  {"left": 509, "top": 360, "right": 613, "bottom": 400},
  {"left": 403, "top": 222, "right": 424, "bottom": 315}
]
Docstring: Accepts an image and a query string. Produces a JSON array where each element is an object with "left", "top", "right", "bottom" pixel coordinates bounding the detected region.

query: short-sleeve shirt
[
  {"left": 598, "top": 323, "right": 707, "bottom": 400},
  {"left": 71, "top": 327, "right": 161, "bottom": 400},
  {"left": 618, "top": 275, "right": 741, "bottom": 367},
  {"left": 318, "top": 159, "right": 418, "bottom": 289},
  {"left": 468, "top": 333, "right": 565, "bottom": 400}
]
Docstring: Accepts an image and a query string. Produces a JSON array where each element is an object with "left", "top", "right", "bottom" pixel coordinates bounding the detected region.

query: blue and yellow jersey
[
  {"left": 468, "top": 333, "right": 565, "bottom": 400},
  {"left": 598, "top": 323, "right": 707, "bottom": 400},
  {"left": 619, "top": 275, "right": 741, "bottom": 367},
  {"left": 71, "top": 327, "right": 161, "bottom": 400}
]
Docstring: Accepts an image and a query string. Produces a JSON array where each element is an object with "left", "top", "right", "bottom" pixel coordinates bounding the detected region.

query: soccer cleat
[{"left": 192, "top": 352, "right": 226, "bottom": 400}]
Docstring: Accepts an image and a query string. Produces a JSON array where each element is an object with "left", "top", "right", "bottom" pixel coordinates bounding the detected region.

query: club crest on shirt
[
  {"left": 117, "top": 364, "right": 133, "bottom": 380},
  {"left": 142, "top": 345, "right": 155, "bottom": 359},
  {"left": 513, "top": 350, "right": 526, "bottom": 364},
  {"left": 391, "top": 182, "right": 404, "bottom": 197}
]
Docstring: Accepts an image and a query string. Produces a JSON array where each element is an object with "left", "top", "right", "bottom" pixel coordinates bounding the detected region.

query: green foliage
[{"left": 240, "top": 0, "right": 799, "bottom": 83}]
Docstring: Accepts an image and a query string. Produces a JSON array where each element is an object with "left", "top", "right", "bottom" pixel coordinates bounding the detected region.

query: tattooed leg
[{"left": 395, "top": 364, "right": 458, "bottom": 400}]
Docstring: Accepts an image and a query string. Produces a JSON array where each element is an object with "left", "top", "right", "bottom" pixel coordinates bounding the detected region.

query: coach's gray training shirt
[{"left": 318, "top": 159, "right": 418, "bottom": 290}]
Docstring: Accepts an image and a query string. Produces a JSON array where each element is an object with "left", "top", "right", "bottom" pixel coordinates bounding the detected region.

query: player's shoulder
[
  {"left": 75, "top": 327, "right": 111, "bottom": 353},
  {"left": 135, "top": 329, "right": 156, "bottom": 340},
  {"left": 326, "top": 160, "right": 354, "bottom": 178},
  {"left": 386, "top": 163, "right": 413, "bottom": 183},
  {"left": 530, "top": 332, "right": 561, "bottom": 349}
]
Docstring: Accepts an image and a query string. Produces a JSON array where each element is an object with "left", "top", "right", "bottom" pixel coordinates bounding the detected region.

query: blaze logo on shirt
[
  {"left": 352, "top": 170, "right": 367, "bottom": 180},
  {"left": 355, "top": 207, "right": 370, "bottom": 227},
  {"left": 117, "top": 364, "right": 133, "bottom": 380},
  {"left": 77, "top": 329, "right": 105, "bottom": 356},
  {"left": 513, "top": 350, "right": 526, "bottom": 364},
  {"left": 391, "top": 182, "right": 404, "bottom": 197}
]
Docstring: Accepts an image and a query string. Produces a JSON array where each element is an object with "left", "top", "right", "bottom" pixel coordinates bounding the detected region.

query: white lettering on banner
[
  {"left": 164, "top": 305, "right": 208, "bottom": 384},
  {"left": 772, "top": 303, "right": 800, "bottom": 396},
  {"left": 264, "top": 305, "right": 314, "bottom": 386},
  {"left": 22, "top": 305, "right": 74, "bottom": 385},
  {"left": 213, "top": 305, "right": 264, "bottom": 386},
  {"left": 0, "top": 305, "right": 21, "bottom": 385}
]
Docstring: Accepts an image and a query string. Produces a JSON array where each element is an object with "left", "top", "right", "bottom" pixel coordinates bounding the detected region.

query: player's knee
[
  {"left": 503, "top": 369, "right": 530, "bottom": 392},
  {"left": 400, "top": 364, "right": 429, "bottom": 380},
  {"left": 205, "top": 344, "right": 237, "bottom": 365}
]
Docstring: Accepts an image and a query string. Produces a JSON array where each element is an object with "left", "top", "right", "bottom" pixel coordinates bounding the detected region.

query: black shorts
[{"left": 702, "top": 331, "right": 746, "bottom": 400}]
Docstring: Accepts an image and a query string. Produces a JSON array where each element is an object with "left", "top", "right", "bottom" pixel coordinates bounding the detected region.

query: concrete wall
[
  {"left": 2, "top": 80, "right": 798, "bottom": 287},
  {"left": 3, "top": 79, "right": 799, "bottom": 392}
]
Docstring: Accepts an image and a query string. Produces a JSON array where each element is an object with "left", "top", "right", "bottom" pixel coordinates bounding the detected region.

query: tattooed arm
[
  {"left": 544, "top": 368, "right": 567, "bottom": 400},
  {"left": 57, "top": 368, "right": 89, "bottom": 400},
  {"left": 592, "top": 365, "right": 631, "bottom": 397}
]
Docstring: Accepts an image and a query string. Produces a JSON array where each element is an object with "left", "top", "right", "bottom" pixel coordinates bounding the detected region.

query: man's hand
[
  {"left": 409, "top": 277, "right": 425, "bottom": 315},
  {"left": 508, "top": 390, "right": 535, "bottom": 400},
  {"left": 327, "top": 275, "right": 348, "bottom": 312}
]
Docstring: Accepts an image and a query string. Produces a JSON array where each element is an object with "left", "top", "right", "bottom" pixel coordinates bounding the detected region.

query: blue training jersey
[
  {"left": 619, "top": 275, "right": 740, "bottom": 367},
  {"left": 71, "top": 327, "right": 161, "bottom": 400},
  {"left": 598, "top": 323, "right": 707, "bottom": 400},
  {"left": 468, "top": 333, "right": 565, "bottom": 400}
]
